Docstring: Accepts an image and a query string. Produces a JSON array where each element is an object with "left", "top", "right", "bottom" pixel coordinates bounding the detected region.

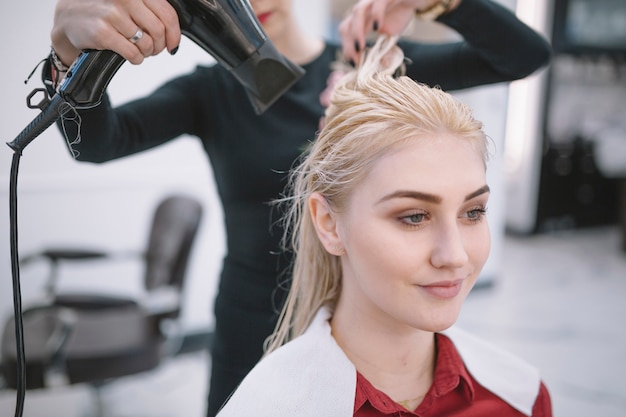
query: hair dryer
[
  {"left": 170, "top": 0, "right": 305, "bottom": 113},
  {"left": 7, "top": 0, "right": 305, "bottom": 153}
]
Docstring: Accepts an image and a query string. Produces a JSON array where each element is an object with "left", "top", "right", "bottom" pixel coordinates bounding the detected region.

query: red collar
[{"left": 354, "top": 333, "right": 475, "bottom": 415}]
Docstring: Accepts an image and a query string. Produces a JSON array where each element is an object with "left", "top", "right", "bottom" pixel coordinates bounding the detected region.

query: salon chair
[{"left": 0, "top": 194, "right": 203, "bottom": 414}]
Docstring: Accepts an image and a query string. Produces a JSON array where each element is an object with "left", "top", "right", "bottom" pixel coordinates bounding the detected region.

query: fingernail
[
  {"left": 354, "top": 41, "right": 360, "bottom": 53},
  {"left": 170, "top": 45, "right": 179, "bottom": 55},
  {"left": 373, "top": 21, "right": 379, "bottom": 31}
]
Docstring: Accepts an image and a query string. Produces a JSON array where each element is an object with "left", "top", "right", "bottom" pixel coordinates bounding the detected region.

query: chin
[
  {"left": 421, "top": 306, "right": 463, "bottom": 333},
  {"left": 424, "top": 321, "right": 458, "bottom": 333}
]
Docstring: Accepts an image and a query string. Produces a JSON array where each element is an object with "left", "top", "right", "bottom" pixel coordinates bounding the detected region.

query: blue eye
[
  {"left": 401, "top": 212, "right": 427, "bottom": 225},
  {"left": 466, "top": 207, "right": 487, "bottom": 222}
]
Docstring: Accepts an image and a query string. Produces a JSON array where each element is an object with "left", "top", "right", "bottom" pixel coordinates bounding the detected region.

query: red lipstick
[{"left": 256, "top": 12, "right": 271, "bottom": 24}]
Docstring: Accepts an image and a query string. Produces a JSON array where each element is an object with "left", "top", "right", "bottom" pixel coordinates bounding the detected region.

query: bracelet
[
  {"left": 415, "top": 0, "right": 453, "bottom": 21},
  {"left": 50, "top": 47, "right": 70, "bottom": 73},
  {"left": 48, "top": 47, "right": 71, "bottom": 90}
]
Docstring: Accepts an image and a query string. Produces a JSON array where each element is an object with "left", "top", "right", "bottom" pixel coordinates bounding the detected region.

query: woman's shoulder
[{"left": 216, "top": 308, "right": 356, "bottom": 417}]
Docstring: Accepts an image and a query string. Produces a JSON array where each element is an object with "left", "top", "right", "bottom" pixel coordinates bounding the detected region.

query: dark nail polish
[
  {"left": 170, "top": 46, "right": 179, "bottom": 55},
  {"left": 373, "top": 21, "right": 379, "bottom": 31},
  {"left": 354, "top": 41, "right": 360, "bottom": 53}
]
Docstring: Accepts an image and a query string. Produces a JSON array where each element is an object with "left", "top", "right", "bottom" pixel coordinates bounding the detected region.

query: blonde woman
[{"left": 217, "top": 36, "right": 552, "bottom": 417}]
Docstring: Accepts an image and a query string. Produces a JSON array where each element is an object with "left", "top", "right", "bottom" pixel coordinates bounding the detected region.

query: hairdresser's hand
[
  {"left": 51, "top": 0, "right": 181, "bottom": 67},
  {"left": 339, "top": 0, "right": 461, "bottom": 64}
]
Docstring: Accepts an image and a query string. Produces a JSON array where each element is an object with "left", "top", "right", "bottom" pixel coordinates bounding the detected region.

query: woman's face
[
  {"left": 248, "top": 0, "right": 293, "bottom": 41},
  {"left": 335, "top": 134, "right": 491, "bottom": 334}
]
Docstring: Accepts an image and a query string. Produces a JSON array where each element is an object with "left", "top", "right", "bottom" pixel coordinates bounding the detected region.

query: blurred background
[{"left": 0, "top": 0, "right": 625, "bottom": 416}]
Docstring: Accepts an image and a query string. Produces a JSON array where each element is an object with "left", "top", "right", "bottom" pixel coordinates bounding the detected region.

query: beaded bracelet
[
  {"left": 48, "top": 47, "right": 70, "bottom": 90},
  {"left": 50, "top": 47, "right": 70, "bottom": 73}
]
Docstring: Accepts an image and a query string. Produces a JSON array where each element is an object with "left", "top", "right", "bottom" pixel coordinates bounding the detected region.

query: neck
[
  {"left": 330, "top": 303, "right": 436, "bottom": 409},
  {"left": 270, "top": 16, "right": 324, "bottom": 65}
]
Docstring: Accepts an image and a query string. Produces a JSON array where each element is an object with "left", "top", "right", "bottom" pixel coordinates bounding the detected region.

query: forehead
[{"left": 356, "top": 134, "right": 486, "bottom": 200}]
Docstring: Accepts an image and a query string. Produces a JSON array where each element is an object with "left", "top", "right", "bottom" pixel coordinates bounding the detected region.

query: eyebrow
[
  {"left": 377, "top": 185, "right": 490, "bottom": 205},
  {"left": 465, "top": 185, "right": 491, "bottom": 201}
]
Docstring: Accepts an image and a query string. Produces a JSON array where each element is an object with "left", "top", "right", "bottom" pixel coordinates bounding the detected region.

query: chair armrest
[
  {"left": 139, "top": 286, "right": 181, "bottom": 317},
  {"left": 21, "top": 248, "right": 109, "bottom": 265},
  {"left": 21, "top": 247, "right": 144, "bottom": 265},
  {"left": 19, "top": 247, "right": 144, "bottom": 298}
]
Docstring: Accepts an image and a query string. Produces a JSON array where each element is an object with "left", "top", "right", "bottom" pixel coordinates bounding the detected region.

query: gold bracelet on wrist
[{"left": 415, "top": 0, "right": 453, "bottom": 21}]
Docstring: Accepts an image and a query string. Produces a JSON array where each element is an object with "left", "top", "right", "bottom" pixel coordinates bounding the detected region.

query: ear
[{"left": 309, "top": 193, "right": 345, "bottom": 256}]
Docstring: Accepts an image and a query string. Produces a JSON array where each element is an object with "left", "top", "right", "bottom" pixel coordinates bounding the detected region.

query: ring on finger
[{"left": 129, "top": 28, "right": 143, "bottom": 44}]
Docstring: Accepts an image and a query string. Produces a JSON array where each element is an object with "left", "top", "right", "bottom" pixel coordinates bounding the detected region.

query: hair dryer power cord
[
  {"left": 5, "top": 80, "right": 75, "bottom": 417},
  {"left": 8, "top": 150, "right": 26, "bottom": 417}
]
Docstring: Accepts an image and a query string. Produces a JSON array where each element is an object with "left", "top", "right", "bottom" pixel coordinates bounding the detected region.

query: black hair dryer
[
  {"left": 8, "top": 0, "right": 304, "bottom": 153},
  {"left": 170, "top": 0, "right": 305, "bottom": 114}
]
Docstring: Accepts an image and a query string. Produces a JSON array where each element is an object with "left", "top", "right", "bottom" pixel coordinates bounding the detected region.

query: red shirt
[{"left": 354, "top": 333, "right": 552, "bottom": 417}]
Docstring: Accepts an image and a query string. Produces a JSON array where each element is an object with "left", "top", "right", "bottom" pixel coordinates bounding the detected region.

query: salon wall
[{"left": 0, "top": 0, "right": 329, "bottom": 335}]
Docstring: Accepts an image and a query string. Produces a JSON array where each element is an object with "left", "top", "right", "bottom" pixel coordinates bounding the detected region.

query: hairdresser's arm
[
  {"left": 50, "top": 0, "right": 181, "bottom": 67},
  {"left": 53, "top": 67, "right": 210, "bottom": 163},
  {"left": 402, "top": 0, "right": 552, "bottom": 89},
  {"left": 340, "top": 0, "right": 551, "bottom": 90}
]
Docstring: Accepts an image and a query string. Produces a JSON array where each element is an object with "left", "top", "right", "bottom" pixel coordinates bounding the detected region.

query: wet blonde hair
[{"left": 266, "top": 36, "right": 489, "bottom": 353}]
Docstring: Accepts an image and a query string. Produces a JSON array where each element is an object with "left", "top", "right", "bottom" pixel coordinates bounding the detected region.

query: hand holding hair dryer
[{"left": 7, "top": 0, "right": 305, "bottom": 153}]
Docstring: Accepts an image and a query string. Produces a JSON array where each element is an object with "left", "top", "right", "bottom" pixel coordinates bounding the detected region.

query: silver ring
[{"left": 129, "top": 28, "right": 143, "bottom": 44}]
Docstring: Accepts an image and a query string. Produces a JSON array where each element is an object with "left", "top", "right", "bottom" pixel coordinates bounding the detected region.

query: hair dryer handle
[
  {"left": 59, "top": 50, "right": 126, "bottom": 109},
  {"left": 6, "top": 50, "right": 125, "bottom": 153}
]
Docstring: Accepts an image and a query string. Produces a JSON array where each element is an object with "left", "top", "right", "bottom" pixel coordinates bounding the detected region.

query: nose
[{"left": 430, "top": 222, "right": 469, "bottom": 269}]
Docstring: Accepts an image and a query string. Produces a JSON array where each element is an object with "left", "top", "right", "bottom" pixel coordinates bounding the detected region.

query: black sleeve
[
  {"left": 401, "top": 0, "right": 552, "bottom": 91},
  {"left": 53, "top": 66, "right": 211, "bottom": 164}
]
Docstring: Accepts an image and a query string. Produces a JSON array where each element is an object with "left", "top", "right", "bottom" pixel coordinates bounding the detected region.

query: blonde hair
[{"left": 266, "top": 36, "right": 489, "bottom": 353}]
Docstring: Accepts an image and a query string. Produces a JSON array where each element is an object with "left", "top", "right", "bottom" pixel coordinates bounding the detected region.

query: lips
[
  {"left": 418, "top": 279, "right": 464, "bottom": 299},
  {"left": 256, "top": 12, "right": 272, "bottom": 24}
]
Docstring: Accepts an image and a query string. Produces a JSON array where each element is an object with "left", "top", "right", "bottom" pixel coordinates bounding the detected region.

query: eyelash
[
  {"left": 465, "top": 206, "right": 488, "bottom": 223},
  {"left": 399, "top": 206, "right": 488, "bottom": 228},
  {"left": 400, "top": 212, "right": 429, "bottom": 228}
]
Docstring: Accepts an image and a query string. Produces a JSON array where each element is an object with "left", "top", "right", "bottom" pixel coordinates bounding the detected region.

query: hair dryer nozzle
[
  {"left": 232, "top": 41, "right": 305, "bottom": 114},
  {"left": 169, "top": 0, "right": 305, "bottom": 114}
]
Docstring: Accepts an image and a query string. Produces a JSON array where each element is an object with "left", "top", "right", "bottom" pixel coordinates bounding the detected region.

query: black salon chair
[{"left": 1, "top": 194, "right": 203, "bottom": 414}]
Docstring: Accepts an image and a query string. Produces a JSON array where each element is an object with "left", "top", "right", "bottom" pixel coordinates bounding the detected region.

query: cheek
[
  {"left": 343, "top": 218, "right": 421, "bottom": 279},
  {"left": 344, "top": 226, "right": 386, "bottom": 265},
  {"left": 468, "top": 224, "right": 491, "bottom": 270}
]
